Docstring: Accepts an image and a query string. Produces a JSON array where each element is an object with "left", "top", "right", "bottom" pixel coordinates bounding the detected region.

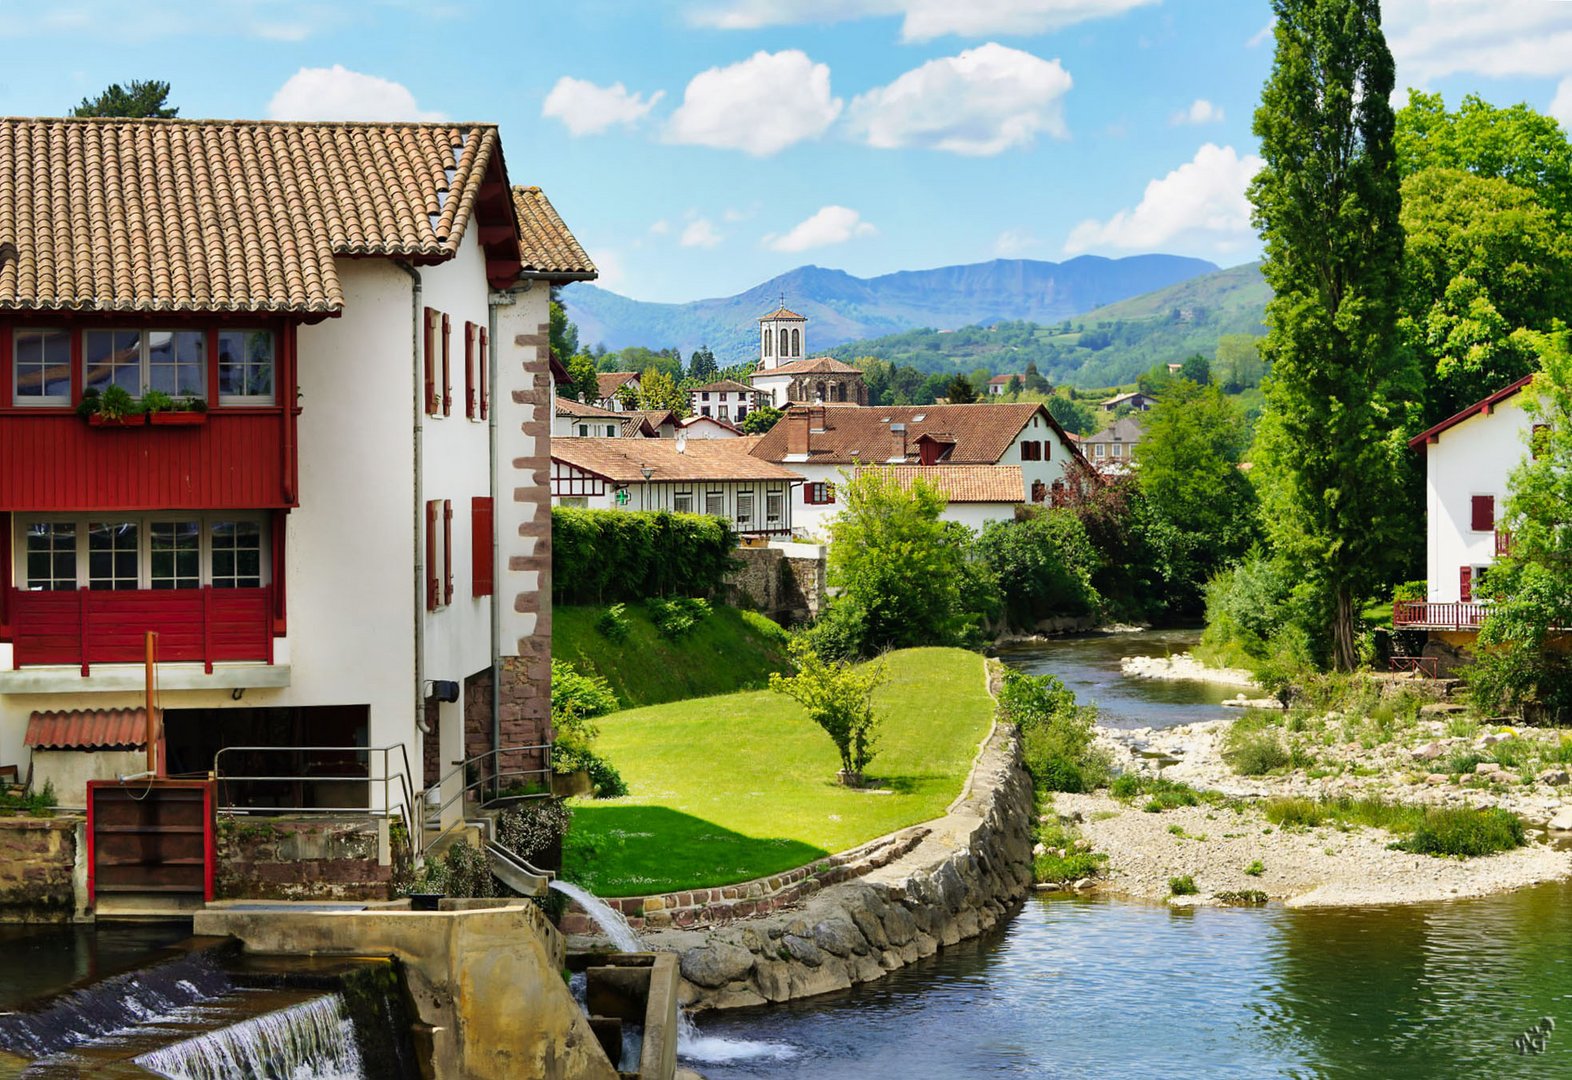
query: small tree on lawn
[{"left": 770, "top": 639, "right": 885, "bottom": 785}]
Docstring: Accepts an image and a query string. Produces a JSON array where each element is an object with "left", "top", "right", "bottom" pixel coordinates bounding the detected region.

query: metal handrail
[
  {"left": 412, "top": 743, "right": 553, "bottom": 858},
  {"left": 212, "top": 744, "right": 416, "bottom": 844}
]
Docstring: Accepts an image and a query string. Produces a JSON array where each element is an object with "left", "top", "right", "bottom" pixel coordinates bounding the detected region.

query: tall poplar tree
[{"left": 1249, "top": 0, "right": 1416, "bottom": 670}]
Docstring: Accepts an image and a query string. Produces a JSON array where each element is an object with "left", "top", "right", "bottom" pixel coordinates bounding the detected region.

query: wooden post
[{"left": 145, "top": 631, "right": 161, "bottom": 777}]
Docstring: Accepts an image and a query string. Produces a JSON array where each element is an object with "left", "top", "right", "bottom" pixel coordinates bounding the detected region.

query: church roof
[
  {"left": 752, "top": 356, "right": 862, "bottom": 378},
  {"left": 758, "top": 305, "right": 807, "bottom": 322}
]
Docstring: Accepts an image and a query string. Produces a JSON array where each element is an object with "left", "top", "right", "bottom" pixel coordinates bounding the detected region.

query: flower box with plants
[
  {"left": 142, "top": 390, "right": 208, "bottom": 426},
  {"left": 79, "top": 386, "right": 145, "bottom": 427}
]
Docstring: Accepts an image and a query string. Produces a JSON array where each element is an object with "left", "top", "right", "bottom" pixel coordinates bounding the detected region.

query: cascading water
[
  {"left": 133, "top": 992, "right": 363, "bottom": 1080},
  {"left": 551, "top": 878, "right": 798, "bottom": 1066}
]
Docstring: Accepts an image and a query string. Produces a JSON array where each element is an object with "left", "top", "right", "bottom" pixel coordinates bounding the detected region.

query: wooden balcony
[
  {"left": 1393, "top": 600, "right": 1488, "bottom": 631},
  {"left": 8, "top": 586, "right": 274, "bottom": 674}
]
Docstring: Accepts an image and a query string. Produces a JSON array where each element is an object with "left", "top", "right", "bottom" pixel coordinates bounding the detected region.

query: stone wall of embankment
[{"left": 637, "top": 721, "right": 1035, "bottom": 1010}]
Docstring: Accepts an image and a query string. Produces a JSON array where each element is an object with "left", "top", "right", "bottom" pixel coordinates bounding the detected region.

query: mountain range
[{"left": 560, "top": 254, "right": 1221, "bottom": 363}]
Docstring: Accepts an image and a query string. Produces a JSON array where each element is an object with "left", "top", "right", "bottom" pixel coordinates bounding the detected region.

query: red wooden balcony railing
[
  {"left": 1393, "top": 600, "right": 1488, "bottom": 630},
  {"left": 8, "top": 586, "right": 273, "bottom": 675}
]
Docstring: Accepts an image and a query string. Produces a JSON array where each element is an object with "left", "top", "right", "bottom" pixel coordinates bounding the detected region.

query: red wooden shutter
[
  {"left": 1470, "top": 495, "right": 1494, "bottom": 532},
  {"left": 465, "top": 322, "right": 477, "bottom": 419},
  {"left": 1459, "top": 566, "right": 1473, "bottom": 603},
  {"left": 270, "top": 510, "right": 287, "bottom": 636},
  {"left": 425, "top": 501, "right": 438, "bottom": 611},
  {"left": 479, "top": 328, "right": 489, "bottom": 420},
  {"left": 472, "top": 497, "right": 494, "bottom": 597},
  {"left": 423, "top": 308, "right": 437, "bottom": 415},
  {"left": 443, "top": 500, "right": 454, "bottom": 605},
  {"left": 441, "top": 314, "right": 452, "bottom": 417}
]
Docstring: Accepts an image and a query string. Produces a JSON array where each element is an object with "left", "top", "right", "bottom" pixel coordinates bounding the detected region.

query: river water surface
[{"left": 690, "top": 631, "right": 1572, "bottom": 1078}]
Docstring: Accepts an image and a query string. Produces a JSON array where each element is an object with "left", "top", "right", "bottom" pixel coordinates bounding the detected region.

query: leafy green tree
[
  {"left": 770, "top": 639, "right": 885, "bottom": 783},
  {"left": 1469, "top": 329, "right": 1572, "bottom": 721},
  {"left": 945, "top": 374, "right": 977, "bottom": 404},
  {"left": 1139, "top": 381, "right": 1258, "bottom": 571},
  {"left": 1006, "top": 374, "right": 1023, "bottom": 396},
  {"left": 1178, "top": 354, "right": 1212, "bottom": 385},
  {"left": 615, "top": 383, "right": 641, "bottom": 411},
  {"left": 1396, "top": 91, "right": 1572, "bottom": 219},
  {"left": 688, "top": 345, "right": 718, "bottom": 381},
  {"left": 72, "top": 80, "right": 178, "bottom": 118},
  {"left": 1046, "top": 394, "right": 1097, "bottom": 436},
  {"left": 635, "top": 367, "right": 688, "bottom": 415},
  {"left": 1023, "top": 361, "right": 1050, "bottom": 393},
  {"left": 564, "top": 353, "right": 600, "bottom": 403},
  {"left": 821, "top": 468, "right": 972, "bottom": 654},
  {"left": 1249, "top": 0, "right": 1414, "bottom": 671},
  {"left": 1136, "top": 364, "right": 1175, "bottom": 398},
  {"left": 549, "top": 291, "right": 579, "bottom": 364},
  {"left": 740, "top": 405, "right": 783, "bottom": 433},
  {"left": 975, "top": 510, "right": 1101, "bottom": 627},
  {"left": 1215, "top": 335, "right": 1266, "bottom": 392},
  {"left": 1398, "top": 167, "right": 1572, "bottom": 423}
]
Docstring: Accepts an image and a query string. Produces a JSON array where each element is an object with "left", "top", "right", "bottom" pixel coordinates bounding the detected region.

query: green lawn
[
  {"left": 554, "top": 603, "right": 791, "bottom": 709},
  {"left": 563, "top": 647, "right": 994, "bottom": 897}
]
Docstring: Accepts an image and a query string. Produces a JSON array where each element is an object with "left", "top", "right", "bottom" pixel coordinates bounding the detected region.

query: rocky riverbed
[
  {"left": 1119, "top": 653, "right": 1258, "bottom": 688},
  {"left": 1063, "top": 707, "right": 1572, "bottom": 906}
]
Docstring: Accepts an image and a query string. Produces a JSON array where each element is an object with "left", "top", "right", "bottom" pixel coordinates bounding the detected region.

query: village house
[
  {"left": 748, "top": 305, "right": 868, "bottom": 408},
  {"left": 594, "top": 370, "right": 640, "bottom": 411},
  {"left": 1081, "top": 415, "right": 1145, "bottom": 473},
  {"left": 554, "top": 397, "right": 625, "bottom": 438},
  {"left": 688, "top": 379, "right": 758, "bottom": 423},
  {"left": 0, "top": 119, "right": 589, "bottom": 832},
  {"left": 679, "top": 414, "right": 743, "bottom": 439},
  {"left": 1100, "top": 390, "right": 1154, "bottom": 413},
  {"left": 1400, "top": 375, "right": 1536, "bottom": 633},
  {"left": 749, "top": 402, "right": 1086, "bottom": 537},
  {"left": 550, "top": 437, "right": 800, "bottom": 536},
  {"left": 986, "top": 374, "right": 1019, "bottom": 397}
]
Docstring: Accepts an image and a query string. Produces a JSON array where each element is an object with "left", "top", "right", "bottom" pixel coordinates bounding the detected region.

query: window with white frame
[
  {"left": 766, "top": 490, "right": 783, "bottom": 525},
  {"left": 705, "top": 490, "right": 725, "bottom": 516},
  {"left": 217, "top": 330, "right": 275, "bottom": 403},
  {"left": 673, "top": 490, "right": 694, "bottom": 513},
  {"left": 577, "top": 424, "right": 589, "bottom": 437},
  {"left": 13, "top": 329, "right": 71, "bottom": 405},
  {"left": 17, "top": 515, "right": 266, "bottom": 591},
  {"left": 84, "top": 329, "right": 207, "bottom": 398},
  {"left": 736, "top": 492, "right": 754, "bottom": 527}
]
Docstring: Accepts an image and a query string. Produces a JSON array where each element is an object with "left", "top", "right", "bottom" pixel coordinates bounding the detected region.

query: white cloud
[
  {"left": 267, "top": 65, "right": 443, "bottom": 122},
  {"left": 1384, "top": 0, "right": 1572, "bottom": 86},
  {"left": 1170, "top": 98, "right": 1223, "bottom": 126},
  {"left": 765, "top": 206, "right": 877, "bottom": 253},
  {"left": 995, "top": 229, "right": 1039, "bottom": 256},
  {"left": 1064, "top": 143, "right": 1263, "bottom": 256},
  {"left": 649, "top": 219, "right": 672, "bottom": 236},
  {"left": 590, "top": 248, "right": 625, "bottom": 290},
  {"left": 847, "top": 43, "right": 1072, "bottom": 155},
  {"left": 666, "top": 50, "right": 842, "bottom": 156},
  {"left": 681, "top": 218, "right": 725, "bottom": 248},
  {"left": 1553, "top": 77, "right": 1572, "bottom": 130},
  {"left": 1246, "top": 20, "right": 1275, "bottom": 48},
  {"left": 541, "top": 77, "right": 663, "bottom": 136},
  {"left": 689, "top": 0, "right": 1157, "bottom": 42}
]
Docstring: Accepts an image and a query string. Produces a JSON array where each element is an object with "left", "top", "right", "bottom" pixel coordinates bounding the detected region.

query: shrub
[
  {"left": 496, "top": 799, "right": 572, "bottom": 864},
  {"left": 1169, "top": 875, "right": 1199, "bottom": 896},
  {"left": 647, "top": 597, "right": 711, "bottom": 640},
  {"left": 551, "top": 659, "right": 618, "bottom": 723},
  {"left": 1244, "top": 859, "right": 1264, "bottom": 876},
  {"left": 550, "top": 660, "right": 625, "bottom": 797},
  {"left": 0, "top": 779, "right": 57, "bottom": 818},
  {"left": 551, "top": 508, "right": 737, "bottom": 604},
  {"left": 998, "top": 670, "right": 1109, "bottom": 793},
  {"left": 1111, "top": 773, "right": 1201, "bottom": 810},
  {"left": 1035, "top": 850, "right": 1107, "bottom": 884},
  {"left": 769, "top": 639, "right": 885, "bottom": 783},
  {"left": 974, "top": 508, "right": 1102, "bottom": 627},
  {"left": 1223, "top": 728, "right": 1291, "bottom": 776},
  {"left": 410, "top": 839, "right": 495, "bottom": 898},
  {"left": 595, "top": 603, "right": 630, "bottom": 642},
  {"left": 1400, "top": 807, "right": 1525, "bottom": 857}
]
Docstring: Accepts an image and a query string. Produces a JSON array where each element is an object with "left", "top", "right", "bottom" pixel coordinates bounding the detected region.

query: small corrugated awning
[{"left": 25, "top": 709, "right": 147, "bottom": 750}]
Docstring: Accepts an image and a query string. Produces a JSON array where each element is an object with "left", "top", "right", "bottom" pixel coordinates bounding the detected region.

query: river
[{"left": 687, "top": 631, "right": 1572, "bottom": 1079}]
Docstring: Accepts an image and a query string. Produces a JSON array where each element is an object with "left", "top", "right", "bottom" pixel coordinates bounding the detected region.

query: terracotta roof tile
[
  {"left": 554, "top": 438, "right": 800, "bottom": 484},
  {"left": 556, "top": 396, "right": 621, "bottom": 418},
  {"left": 511, "top": 185, "right": 596, "bottom": 278},
  {"left": 0, "top": 117, "right": 513, "bottom": 314},
  {"left": 690, "top": 379, "right": 755, "bottom": 394},
  {"left": 758, "top": 305, "right": 806, "bottom": 321},
  {"left": 852, "top": 465, "right": 1024, "bottom": 503},
  {"left": 26, "top": 709, "right": 147, "bottom": 750},
  {"left": 596, "top": 371, "right": 639, "bottom": 399},
  {"left": 753, "top": 356, "right": 862, "bottom": 378},
  {"left": 751, "top": 402, "right": 1077, "bottom": 466}
]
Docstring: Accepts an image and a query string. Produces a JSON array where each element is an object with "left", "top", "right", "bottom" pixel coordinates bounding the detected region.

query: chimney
[
  {"left": 786, "top": 407, "right": 811, "bottom": 457},
  {"left": 809, "top": 403, "right": 827, "bottom": 432},
  {"left": 889, "top": 423, "right": 907, "bottom": 463}
]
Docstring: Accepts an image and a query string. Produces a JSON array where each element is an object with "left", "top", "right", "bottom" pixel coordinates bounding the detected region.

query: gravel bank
[
  {"left": 1055, "top": 791, "right": 1572, "bottom": 908},
  {"left": 1119, "top": 653, "right": 1258, "bottom": 689}
]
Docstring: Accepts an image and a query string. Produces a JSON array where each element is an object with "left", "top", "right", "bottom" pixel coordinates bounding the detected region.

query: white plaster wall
[
  {"left": 1424, "top": 397, "right": 1531, "bottom": 602},
  {"left": 495, "top": 283, "right": 551, "bottom": 659},
  {"left": 752, "top": 374, "right": 792, "bottom": 409},
  {"left": 1009, "top": 411, "right": 1079, "bottom": 499}
]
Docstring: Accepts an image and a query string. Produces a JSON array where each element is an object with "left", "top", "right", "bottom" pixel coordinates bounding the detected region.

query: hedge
[{"left": 552, "top": 507, "right": 739, "bottom": 604}]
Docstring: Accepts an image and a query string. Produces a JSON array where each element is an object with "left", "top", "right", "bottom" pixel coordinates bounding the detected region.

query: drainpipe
[{"left": 396, "top": 262, "right": 431, "bottom": 766}]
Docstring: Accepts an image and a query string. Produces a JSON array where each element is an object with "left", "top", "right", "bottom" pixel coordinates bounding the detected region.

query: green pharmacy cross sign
[{"left": 615, "top": 488, "right": 630, "bottom": 506}]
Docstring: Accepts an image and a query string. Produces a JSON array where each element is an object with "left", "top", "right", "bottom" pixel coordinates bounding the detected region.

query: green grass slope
[
  {"left": 554, "top": 603, "right": 791, "bottom": 710},
  {"left": 563, "top": 648, "right": 994, "bottom": 896}
]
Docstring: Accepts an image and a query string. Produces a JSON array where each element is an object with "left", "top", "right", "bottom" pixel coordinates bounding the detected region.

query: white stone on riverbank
[
  {"left": 1120, "top": 653, "right": 1258, "bottom": 689},
  {"left": 1059, "top": 791, "right": 1572, "bottom": 908}
]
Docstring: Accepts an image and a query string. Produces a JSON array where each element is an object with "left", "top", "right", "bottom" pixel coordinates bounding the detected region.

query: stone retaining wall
[
  {"left": 215, "top": 816, "right": 391, "bottom": 902},
  {"left": 723, "top": 545, "right": 825, "bottom": 624},
  {"left": 631, "top": 722, "right": 1035, "bottom": 1010},
  {"left": 0, "top": 816, "right": 78, "bottom": 922}
]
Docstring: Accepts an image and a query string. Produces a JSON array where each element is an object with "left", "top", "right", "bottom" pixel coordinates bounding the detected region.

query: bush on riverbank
[
  {"left": 1034, "top": 815, "right": 1107, "bottom": 884},
  {"left": 1262, "top": 796, "right": 1526, "bottom": 857},
  {"left": 997, "top": 670, "right": 1110, "bottom": 793},
  {"left": 1110, "top": 774, "right": 1215, "bottom": 812}
]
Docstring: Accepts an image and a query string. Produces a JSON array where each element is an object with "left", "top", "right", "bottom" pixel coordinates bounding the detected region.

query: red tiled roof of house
[
  {"left": 852, "top": 465, "right": 1024, "bottom": 503},
  {"left": 555, "top": 396, "right": 621, "bottom": 418},
  {"left": 0, "top": 116, "right": 522, "bottom": 314},
  {"left": 1408, "top": 375, "right": 1534, "bottom": 452},
  {"left": 750, "top": 402, "right": 1080, "bottom": 466},
  {"left": 553, "top": 437, "right": 800, "bottom": 483},
  {"left": 511, "top": 185, "right": 596, "bottom": 279},
  {"left": 988, "top": 374, "right": 1017, "bottom": 386},
  {"left": 26, "top": 709, "right": 147, "bottom": 750},
  {"left": 690, "top": 379, "right": 755, "bottom": 394},
  {"left": 596, "top": 372, "right": 640, "bottom": 399}
]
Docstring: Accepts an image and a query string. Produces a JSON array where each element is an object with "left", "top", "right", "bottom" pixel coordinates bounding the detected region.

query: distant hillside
[
  {"left": 825, "top": 262, "right": 1270, "bottom": 388},
  {"left": 560, "top": 254, "right": 1219, "bottom": 364}
]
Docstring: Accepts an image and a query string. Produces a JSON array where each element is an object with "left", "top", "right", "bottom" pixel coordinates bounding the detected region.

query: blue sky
[{"left": 4, "top": 1, "right": 1572, "bottom": 302}]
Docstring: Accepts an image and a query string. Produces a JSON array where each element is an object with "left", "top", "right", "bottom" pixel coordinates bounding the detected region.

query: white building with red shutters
[
  {"left": 0, "top": 118, "right": 592, "bottom": 821},
  {"left": 1399, "top": 375, "right": 1536, "bottom": 631}
]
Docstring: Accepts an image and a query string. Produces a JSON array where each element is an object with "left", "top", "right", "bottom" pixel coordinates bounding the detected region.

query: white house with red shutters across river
[{"left": 0, "top": 117, "right": 592, "bottom": 823}]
